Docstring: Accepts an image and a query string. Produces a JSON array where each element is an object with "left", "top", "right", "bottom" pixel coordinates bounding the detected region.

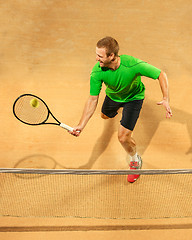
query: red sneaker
[{"left": 127, "top": 156, "right": 142, "bottom": 183}]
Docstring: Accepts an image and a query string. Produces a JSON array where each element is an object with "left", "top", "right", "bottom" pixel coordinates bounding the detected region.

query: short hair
[{"left": 96, "top": 36, "right": 119, "bottom": 57}]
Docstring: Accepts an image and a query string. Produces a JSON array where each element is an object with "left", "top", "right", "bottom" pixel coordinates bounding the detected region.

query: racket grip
[{"left": 60, "top": 123, "right": 74, "bottom": 132}]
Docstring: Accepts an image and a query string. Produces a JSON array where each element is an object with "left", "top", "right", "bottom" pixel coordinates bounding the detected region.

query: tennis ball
[{"left": 30, "top": 98, "right": 39, "bottom": 108}]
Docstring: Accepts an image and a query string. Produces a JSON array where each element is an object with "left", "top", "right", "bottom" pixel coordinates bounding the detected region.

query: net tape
[{"left": 0, "top": 168, "right": 192, "bottom": 175}]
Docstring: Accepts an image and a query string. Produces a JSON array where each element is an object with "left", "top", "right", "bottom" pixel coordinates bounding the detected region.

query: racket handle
[{"left": 60, "top": 123, "right": 74, "bottom": 132}]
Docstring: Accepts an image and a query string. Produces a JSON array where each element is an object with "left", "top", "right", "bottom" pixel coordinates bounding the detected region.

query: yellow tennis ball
[{"left": 30, "top": 98, "right": 39, "bottom": 108}]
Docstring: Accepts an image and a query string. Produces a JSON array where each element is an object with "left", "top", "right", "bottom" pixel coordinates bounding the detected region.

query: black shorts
[{"left": 101, "top": 95, "right": 144, "bottom": 131}]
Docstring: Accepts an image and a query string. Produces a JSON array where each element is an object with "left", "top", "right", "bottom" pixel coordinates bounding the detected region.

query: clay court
[{"left": 0, "top": 0, "right": 192, "bottom": 239}]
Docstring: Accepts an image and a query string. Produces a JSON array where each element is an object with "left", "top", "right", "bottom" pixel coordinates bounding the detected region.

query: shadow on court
[
  {"left": 79, "top": 98, "right": 192, "bottom": 169},
  {"left": 13, "top": 154, "right": 67, "bottom": 178}
]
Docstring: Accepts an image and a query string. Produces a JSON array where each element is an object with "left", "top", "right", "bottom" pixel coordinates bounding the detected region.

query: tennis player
[{"left": 70, "top": 36, "right": 172, "bottom": 183}]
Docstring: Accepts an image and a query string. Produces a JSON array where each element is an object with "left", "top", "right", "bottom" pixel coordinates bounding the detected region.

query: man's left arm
[{"left": 157, "top": 71, "right": 173, "bottom": 118}]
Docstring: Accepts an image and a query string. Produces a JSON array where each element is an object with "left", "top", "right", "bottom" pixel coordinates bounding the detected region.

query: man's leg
[
  {"left": 118, "top": 125, "right": 136, "bottom": 157},
  {"left": 118, "top": 125, "right": 142, "bottom": 183},
  {"left": 101, "top": 113, "right": 110, "bottom": 119},
  {"left": 118, "top": 100, "right": 144, "bottom": 183}
]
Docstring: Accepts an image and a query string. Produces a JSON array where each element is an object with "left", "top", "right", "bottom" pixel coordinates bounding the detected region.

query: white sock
[{"left": 131, "top": 153, "right": 139, "bottom": 162}]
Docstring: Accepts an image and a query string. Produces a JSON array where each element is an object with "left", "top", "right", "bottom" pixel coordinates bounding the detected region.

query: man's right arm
[{"left": 70, "top": 95, "right": 99, "bottom": 136}]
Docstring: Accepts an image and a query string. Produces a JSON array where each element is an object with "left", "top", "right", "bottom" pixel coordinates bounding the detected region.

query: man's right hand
[{"left": 69, "top": 125, "right": 83, "bottom": 137}]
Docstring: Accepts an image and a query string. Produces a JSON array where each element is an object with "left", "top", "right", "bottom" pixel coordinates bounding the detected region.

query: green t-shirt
[{"left": 90, "top": 55, "right": 161, "bottom": 102}]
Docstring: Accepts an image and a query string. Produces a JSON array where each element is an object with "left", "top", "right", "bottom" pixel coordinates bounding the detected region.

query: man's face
[{"left": 96, "top": 47, "right": 113, "bottom": 67}]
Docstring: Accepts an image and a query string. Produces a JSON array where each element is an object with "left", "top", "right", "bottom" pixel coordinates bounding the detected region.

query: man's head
[{"left": 96, "top": 36, "right": 119, "bottom": 67}]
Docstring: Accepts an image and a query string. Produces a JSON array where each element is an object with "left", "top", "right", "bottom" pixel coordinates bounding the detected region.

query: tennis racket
[{"left": 13, "top": 93, "right": 75, "bottom": 132}]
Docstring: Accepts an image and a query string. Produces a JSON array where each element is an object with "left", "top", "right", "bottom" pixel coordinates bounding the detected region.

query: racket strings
[{"left": 14, "top": 96, "right": 48, "bottom": 125}]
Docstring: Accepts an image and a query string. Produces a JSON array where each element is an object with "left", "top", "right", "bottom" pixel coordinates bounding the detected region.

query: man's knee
[
  {"left": 101, "top": 113, "right": 110, "bottom": 119},
  {"left": 118, "top": 126, "right": 132, "bottom": 144}
]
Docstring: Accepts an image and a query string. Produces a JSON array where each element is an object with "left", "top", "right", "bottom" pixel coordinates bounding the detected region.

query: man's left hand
[{"left": 157, "top": 99, "right": 173, "bottom": 118}]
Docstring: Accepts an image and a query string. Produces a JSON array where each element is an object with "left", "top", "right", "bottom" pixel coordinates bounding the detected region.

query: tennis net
[{"left": 0, "top": 168, "right": 191, "bottom": 219}]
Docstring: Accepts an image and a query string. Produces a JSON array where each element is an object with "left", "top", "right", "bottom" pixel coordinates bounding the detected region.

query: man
[{"left": 70, "top": 36, "right": 172, "bottom": 183}]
